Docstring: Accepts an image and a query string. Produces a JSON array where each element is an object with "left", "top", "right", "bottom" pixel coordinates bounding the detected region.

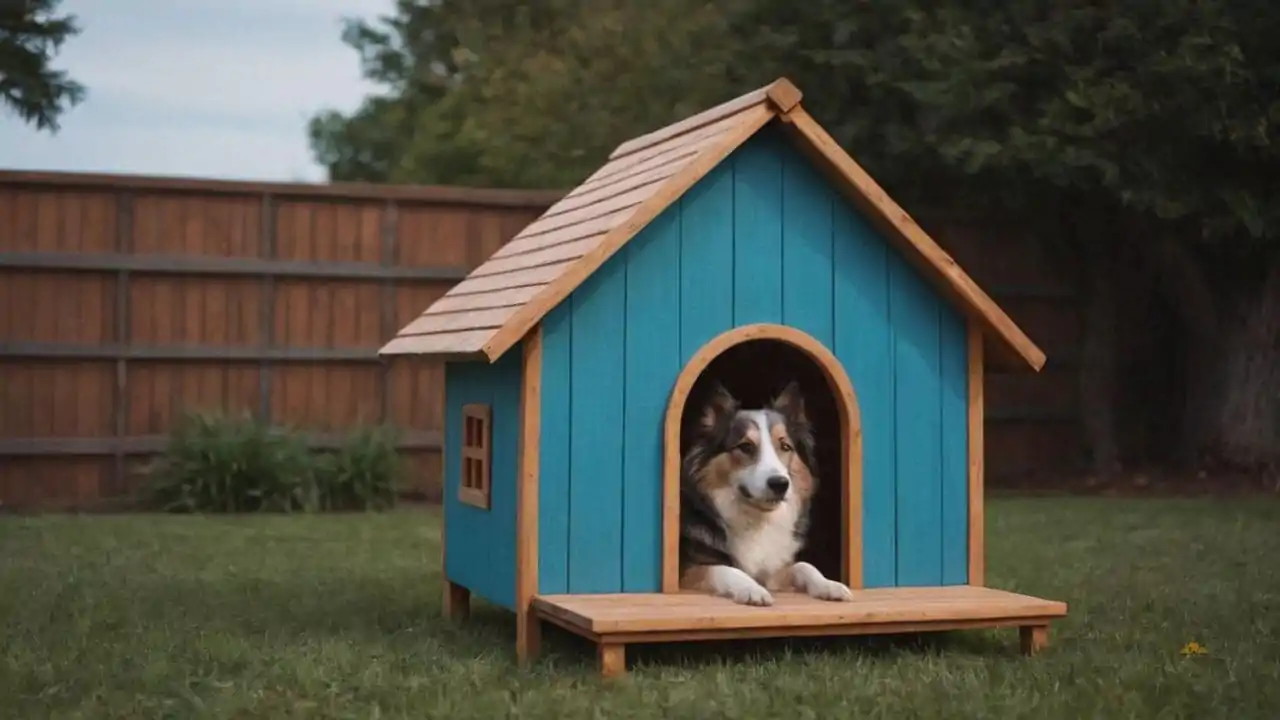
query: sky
[{"left": 2, "top": 0, "right": 394, "bottom": 183}]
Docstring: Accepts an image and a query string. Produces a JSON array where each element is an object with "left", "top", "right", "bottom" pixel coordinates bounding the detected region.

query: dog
[{"left": 677, "top": 380, "right": 854, "bottom": 606}]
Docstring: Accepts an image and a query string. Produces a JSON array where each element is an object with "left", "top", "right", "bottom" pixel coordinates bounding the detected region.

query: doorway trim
[{"left": 661, "top": 323, "right": 864, "bottom": 593}]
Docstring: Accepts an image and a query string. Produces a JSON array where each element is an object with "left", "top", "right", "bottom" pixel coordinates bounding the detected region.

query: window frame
[{"left": 458, "top": 403, "right": 492, "bottom": 509}]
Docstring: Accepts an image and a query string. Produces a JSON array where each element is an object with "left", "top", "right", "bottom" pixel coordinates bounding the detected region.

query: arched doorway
[{"left": 661, "top": 323, "right": 863, "bottom": 593}]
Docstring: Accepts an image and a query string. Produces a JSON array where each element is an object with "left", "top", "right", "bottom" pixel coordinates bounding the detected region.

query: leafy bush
[
  {"left": 145, "top": 412, "right": 402, "bottom": 514},
  {"left": 313, "top": 425, "right": 402, "bottom": 511},
  {"left": 147, "top": 412, "right": 317, "bottom": 513}
]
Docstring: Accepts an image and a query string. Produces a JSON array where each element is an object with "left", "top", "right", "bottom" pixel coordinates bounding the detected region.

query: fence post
[
  {"left": 379, "top": 201, "right": 399, "bottom": 427},
  {"left": 113, "top": 192, "right": 134, "bottom": 497},
  {"left": 258, "top": 194, "right": 276, "bottom": 423}
]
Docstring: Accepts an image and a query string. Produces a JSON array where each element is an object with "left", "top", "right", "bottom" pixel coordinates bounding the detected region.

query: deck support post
[
  {"left": 444, "top": 581, "right": 471, "bottom": 621},
  {"left": 598, "top": 642, "right": 626, "bottom": 679},
  {"left": 1019, "top": 624, "right": 1049, "bottom": 655},
  {"left": 517, "top": 608, "right": 542, "bottom": 666}
]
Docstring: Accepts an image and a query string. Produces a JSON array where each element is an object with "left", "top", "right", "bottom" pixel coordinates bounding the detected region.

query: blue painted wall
[
  {"left": 442, "top": 348, "right": 522, "bottom": 610},
  {"left": 537, "top": 122, "right": 970, "bottom": 594}
]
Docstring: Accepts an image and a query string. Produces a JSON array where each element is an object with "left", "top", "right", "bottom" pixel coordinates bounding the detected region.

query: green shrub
[
  {"left": 314, "top": 425, "right": 402, "bottom": 511},
  {"left": 145, "top": 412, "right": 403, "bottom": 514},
  {"left": 146, "top": 412, "right": 318, "bottom": 513}
]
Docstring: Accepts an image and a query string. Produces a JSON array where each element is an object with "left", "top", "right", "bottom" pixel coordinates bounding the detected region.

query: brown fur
[{"left": 694, "top": 434, "right": 810, "bottom": 502}]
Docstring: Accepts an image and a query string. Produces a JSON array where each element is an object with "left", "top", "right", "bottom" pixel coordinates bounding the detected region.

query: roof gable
[{"left": 380, "top": 78, "right": 1045, "bottom": 372}]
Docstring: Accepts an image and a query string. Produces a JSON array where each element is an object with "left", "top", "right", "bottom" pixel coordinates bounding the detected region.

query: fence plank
[
  {"left": 113, "top": 192, "right": 134, "bottom": 498},
  {"left": 0, "top": 343, "right": 384, "bottom": 362},
  {"left": 0, "top": 169, "right": 567, "bottom": 207},
  {"left": 260, "top": 194, "right": 276, "bottom": 422},
  {"left": 0, "top": 431, "right": 442, "bottom": 456},
  {"left": 380, "top": 201, "right": 399, "bottom": 425},
  {"left": 0, "top": 251, "right": 471, "bottom": 280}
]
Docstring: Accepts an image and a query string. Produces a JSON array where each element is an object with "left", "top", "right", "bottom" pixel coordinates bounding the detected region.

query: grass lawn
[{"left": 3, "top": 497, "right": 1280, "bottom": 719}]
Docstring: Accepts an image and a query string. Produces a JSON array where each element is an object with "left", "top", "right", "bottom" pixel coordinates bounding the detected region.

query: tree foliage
[
  {"left": 308, "top": 0, "right": 462, "bottom": 182},
  {"left": 0, "top": 0, "right": 85, "bottom": 132},
  {"left": 315, "top": 0, "right": 1280, "bottom": 471},
  {"left": 315, "top": 0, "right": 1279, "bottom": 243},
  {"left": 309, "top": 0, "right": 761, "bottom": 189},
  {"left": 740, "top": 0, "right": 1280, "bottom": 468},
  {"left": 749, "top": 0, "right": 1280, "bottom": 245}
]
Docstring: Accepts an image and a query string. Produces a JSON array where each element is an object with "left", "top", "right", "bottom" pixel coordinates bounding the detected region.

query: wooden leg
[
  {"left": 1020, "top": 625, "right": 1049, "bottom": 656},
  {"left": 517, "top": 608, "right": 542, "bottom": 666},
  {"left": 598, "top": 642, "right": 626, "bottom": 679},
  {"left": 444, "top": 580, "right": 471, "bottom": 621}
]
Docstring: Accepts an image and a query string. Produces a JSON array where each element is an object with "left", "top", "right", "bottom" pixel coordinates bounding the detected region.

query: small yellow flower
[{"left": 1180, "top": 641, "right": 1208, "bottom": 656}]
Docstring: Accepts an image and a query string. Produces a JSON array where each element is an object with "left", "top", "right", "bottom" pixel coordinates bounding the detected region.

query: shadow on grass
[
  {"left": 508, "top": 617, "right": 1024, "bottom": 676},
  {"left": 624, "top": 627, "right": 1018, "bottom": 671},
  {"left": 126, "top": 569, "right": 1024, "bottom": 676}
]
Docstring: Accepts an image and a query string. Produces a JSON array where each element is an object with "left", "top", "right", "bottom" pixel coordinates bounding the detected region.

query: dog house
[{"left": 380, "top": 78, "right": 1068, "bottom": 677}]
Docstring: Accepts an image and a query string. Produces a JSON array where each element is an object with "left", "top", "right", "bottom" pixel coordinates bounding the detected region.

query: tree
[
  {"left": 749, "top": 0, "right": 1280, "bottom": 472},
  {"left": 319, "top": 0, "right": 1280, "bottom": 475},
  {"left": 308, "top": 0, "right": 469, "bottom": 183},
  {"left": 309, "top": 0, "right": 760, "bottom": 189},
  {"left": 0, "top": 0, "right": 85, "bottom": 132}
]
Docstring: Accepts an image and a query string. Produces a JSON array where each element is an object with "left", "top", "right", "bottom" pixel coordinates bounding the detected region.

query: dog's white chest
[
  {"left": 731, "top": 519, "right": 801, "bottom": 580},
  {"left": 713, "top": 490, "right": 802, "bottom": 580}
]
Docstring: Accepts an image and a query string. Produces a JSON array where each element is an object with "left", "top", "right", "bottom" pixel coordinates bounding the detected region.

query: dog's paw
[
  {"left": 728, "top": 584, "right": 775, "bottom": 606},
  {"left": 807, "top": 579, "right": 854, "bottom": 602},
  {"left": 707, "top": 566, "right": 774, "bottom": 606}
]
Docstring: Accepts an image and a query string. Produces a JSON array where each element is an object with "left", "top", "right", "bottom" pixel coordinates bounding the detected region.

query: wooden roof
[{"left": 379, "top": 78, "right": 1046, "bottom": 372}]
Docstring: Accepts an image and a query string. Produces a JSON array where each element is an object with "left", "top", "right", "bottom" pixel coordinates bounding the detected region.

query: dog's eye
[
  {"left": 779, "top": 441, "right": 793, "bottom": 453},
  {"left": 734, "top": 441, "right": 756, "bottom": 455}
]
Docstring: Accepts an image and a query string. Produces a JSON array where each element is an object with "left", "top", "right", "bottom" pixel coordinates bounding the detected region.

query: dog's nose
[{"left": 766, "top": 476, "right": 790, "bottom": 496}]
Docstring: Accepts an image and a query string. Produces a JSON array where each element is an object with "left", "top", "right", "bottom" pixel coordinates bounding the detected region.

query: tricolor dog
[{"left": 678, "top": 380, "right": 854, "bottom": 606}]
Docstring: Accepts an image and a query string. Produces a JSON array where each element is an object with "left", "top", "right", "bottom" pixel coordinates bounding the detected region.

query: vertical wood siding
[
  {"left": 537, "top": 127, "right": 970, "bottom": 593},
  {"left": 442, "top": 350, "right": 523, "bottom": 610}
]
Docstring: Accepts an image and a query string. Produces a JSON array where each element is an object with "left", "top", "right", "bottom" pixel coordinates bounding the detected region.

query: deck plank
[{"left": 532, "top": 585, "right": 1067, "bottom": 635}]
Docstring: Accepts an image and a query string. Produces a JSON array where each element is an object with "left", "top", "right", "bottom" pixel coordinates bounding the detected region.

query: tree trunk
[
  {"left": 1178, "top": 336, "right": 1225, "bottom": 469},
  {"left": 1132, "top": 228, "right": 1221, "bottom": 470},
  {"left": 1077, "top": 231, "right": 1122, "bottom": 479},
  {"left": 1213, "top": 255, "right": 1280, "bottom": 469}
]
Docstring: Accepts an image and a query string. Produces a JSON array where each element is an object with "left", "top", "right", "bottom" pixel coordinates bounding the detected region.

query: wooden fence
[
  {"left": 0, "top": 171, "right": 558, "bottom": 508},
  {"left": 0, "top": 170, "right": 1080, "bottom": 510},
  {"left": 936, "top": 217, "right": 1082, "bottom": 481}
]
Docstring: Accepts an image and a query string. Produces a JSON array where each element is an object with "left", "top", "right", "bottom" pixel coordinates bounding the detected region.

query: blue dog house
[{"left": 381, "top": 78, "right": 1066, "bottom": 677}]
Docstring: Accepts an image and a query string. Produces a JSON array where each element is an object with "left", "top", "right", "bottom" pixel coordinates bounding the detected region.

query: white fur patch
[
  {"left": 791, "top": 561, "right": 854, "bottom": 602},
  {"left": 709, "top": 485, "right": 803, "bottom": 582},
  {"left": 705, "top": 565, "right": 774, "bottom": 606},
  {"left": 733, "top": 411, "right": 792, "bottom": 501}
]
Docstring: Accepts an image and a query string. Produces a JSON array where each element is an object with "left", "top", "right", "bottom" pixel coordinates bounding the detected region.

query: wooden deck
[{"left": 531, "top": 585, "right": 1068, "bottom": 677}]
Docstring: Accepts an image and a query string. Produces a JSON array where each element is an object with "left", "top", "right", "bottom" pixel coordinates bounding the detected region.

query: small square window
[{"left": 458, "top": 404, "right": 491, "bottom": 509}]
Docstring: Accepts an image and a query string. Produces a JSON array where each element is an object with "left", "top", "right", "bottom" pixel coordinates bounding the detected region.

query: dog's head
[{"left": 686, "top": 380, "right": 816, "bottom": 511}]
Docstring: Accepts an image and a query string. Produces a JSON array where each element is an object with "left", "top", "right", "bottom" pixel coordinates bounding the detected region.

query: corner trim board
[
  {"left": 515, "top": 324, "right": 544, "bottom": 663},
  {"left": 967, "top": 321, "right": 986, "bottom": 586}
]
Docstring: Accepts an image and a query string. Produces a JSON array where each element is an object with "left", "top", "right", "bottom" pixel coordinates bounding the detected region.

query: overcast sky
[{"left": 2, "top": 0, "right": 393, "bottom": 182}]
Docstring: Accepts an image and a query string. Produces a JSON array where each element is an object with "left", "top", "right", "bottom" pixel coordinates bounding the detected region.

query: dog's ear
[
  {"left": 698, "top": 382, "right": 739, "bottom": 435},
  {"left": 771, "top": 380, "right": 815, "bottom": 462},
  {"left": 769, "top": 380, "right": 808, "bottom": 426}
]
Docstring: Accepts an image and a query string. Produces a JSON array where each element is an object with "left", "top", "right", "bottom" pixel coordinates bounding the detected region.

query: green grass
[{"left": 3, "top": 498, "right": 1280, "bottom": 719}]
